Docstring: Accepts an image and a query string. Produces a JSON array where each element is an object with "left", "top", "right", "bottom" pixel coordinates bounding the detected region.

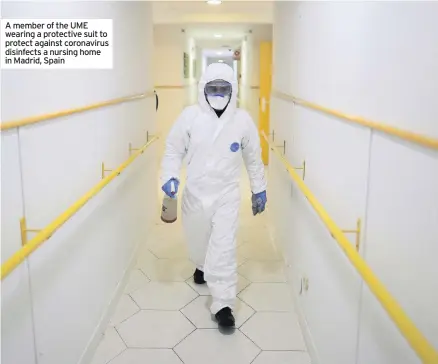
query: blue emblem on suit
[{"left": 230, "top": 142, "right": 240, "bottom": 152}]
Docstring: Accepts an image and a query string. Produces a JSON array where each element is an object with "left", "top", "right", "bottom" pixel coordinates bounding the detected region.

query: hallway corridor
[
  {"left": 3, "top": 2, "right": 438, "bottom": 364},
  {"left": 90, "top": 173, "right": 310, "bottom": 364}
]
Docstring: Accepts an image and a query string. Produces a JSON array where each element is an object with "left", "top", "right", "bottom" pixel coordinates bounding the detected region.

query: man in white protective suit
[{"left": 160, "top": 63, "right": 267, "bottom": 328}]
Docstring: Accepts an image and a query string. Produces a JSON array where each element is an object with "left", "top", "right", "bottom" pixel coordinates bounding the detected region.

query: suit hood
[{"left": 198, "top": 63, "right": 238, "bottom": 118}]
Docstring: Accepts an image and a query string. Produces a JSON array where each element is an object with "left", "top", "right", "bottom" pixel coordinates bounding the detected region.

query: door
[{"left": 259, "top": 41, "right": 272, "bottom": 165}]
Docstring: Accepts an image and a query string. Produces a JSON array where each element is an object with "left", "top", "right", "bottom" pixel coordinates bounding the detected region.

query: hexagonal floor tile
[
  {"left": 131, "top": 282, "right": 198, "bottom": 310},
  {"left": 237, "top": 225, "right": 272, "bottom": 245},
  {"left": 135, "top": 247, "right": 158, "bottom": 271},
  {"left": 252, "top": 351, "right": 310, "bottom": 364},
  {"left": 238, "top": 261, "right": 286, "bottom": 283},
  {"left": 239, "top": 207, "right": 269, "bottom": 225},
  {"left": 124, "top": 269, "right": 150, "bottom": 294},
  {"left": 236, "top": 226, "right": 269, "bottom": 247},
  {"left": 90, "top": 327, "right": 125, "bottom": 364},
  {"left": 141, "top": 259, "right": 195, "bottom": 282},
  {"left": 174, "top": 329, "right": 261, "bottom": 364},
  {"left": 150, "top": 224, "right": 185, "bottom": 244},
  {"left": 237, "top": 274, "right": 252, "bottom": 292},
  {"left": 237, "top": 250, "right": 248, "bottom": 267},
  {"left": 185, "top": 278, "right": 210, "bottom": 295},
  {"left": 186, "top": 274, "right": 251, "bottom": 296},
  {"left": 237, "top": 241, "right": 282, "bottom": 261},
  {"left": 117, "top": 311, "right": 195, "bottom": 348},
  {"left": 236, "top": 235, "right": 246, "bottom": 247},
  {"left": 240, "top": 312, "right": 306, "bottom": 351},
  {"left": 109, "top": 294, "right": 140, "bottom": 326},
  {"left": 108, "top": 348, "right": 183, "bottom": 364},
  {"left": 238, "top": 283, "right": 293, "bottom": 312},
  {"left": 181, "top": 296, "right": 254, "bottom": 328},
  {"left": 147, "top": 239, "right": 189, "bottom": 259}
]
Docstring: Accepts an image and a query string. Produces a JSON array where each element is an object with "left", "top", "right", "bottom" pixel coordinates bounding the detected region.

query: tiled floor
[{"left": 91, "top": 172, "right": 310, "bottom": 364}]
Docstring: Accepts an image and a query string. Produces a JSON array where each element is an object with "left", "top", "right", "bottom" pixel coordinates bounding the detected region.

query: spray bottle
[{"left": 161, "top": 180, "right": 178, "bottom": 223}]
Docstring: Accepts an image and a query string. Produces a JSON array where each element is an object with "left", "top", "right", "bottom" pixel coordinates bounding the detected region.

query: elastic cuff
[{"left": 252, "top": 189, "right": 266, "bottom": 196}]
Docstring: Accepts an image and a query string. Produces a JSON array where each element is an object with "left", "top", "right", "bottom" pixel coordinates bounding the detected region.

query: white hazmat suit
[{"left": 161, "top": 63, "right": 267, "bottom": 315}]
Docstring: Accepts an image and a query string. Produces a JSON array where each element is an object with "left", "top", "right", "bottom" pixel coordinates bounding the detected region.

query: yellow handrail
[
  {"left": 1, "top": 135, "right": 160, "bottom": 280},
  {"left": 262, "top": 131, "right": 438, "bottom": 363},
  {"left": 154, "top": 85, "right": 186, "bottom": 89},
  {"left": 154, "top": 83, "right": 198, "bottom": 90},
  {"left": 272, "top": 90, "right": 438, "bottom": 151},
  {"left": 0, "top": 92, "right": 153, "bottom": 131}
]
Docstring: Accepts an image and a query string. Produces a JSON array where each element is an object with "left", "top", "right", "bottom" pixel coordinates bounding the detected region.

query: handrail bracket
[
  {"left": 342, "top": 218, "right": 362, "bottom": 251},
  {"left": 20, "top": 217, "right": 41, "bottom": 246},
  {"left": 146, "top": 131, "right": 156, "bottom": 142},
  {"left": 294, "top": 160, "right": 306, "bottom": 180},
  {"left": 101, "top": 162, "right": 113, "bottom": 180},
  {"left": 275, "top": 140, "right": 286, "bottom": 155},
  {"left": 129, "top": 142, "right": 141, "bottom": 156}
]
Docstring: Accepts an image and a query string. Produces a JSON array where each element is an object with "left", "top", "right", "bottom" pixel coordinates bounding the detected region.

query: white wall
[
  {"left": 240, "top": 33, "right": 259, "bottom": 121},
  {"left": 1, "top": 2, "right": 156, "bottom": 364},
  {"left": 240, "top": 36, "right": 251, "bottom": 111},
  {"left": 270, "top": 2, "right": 438, "bottom": 364},
  {"left": 196, "top": 38, "right": 242, "bottom": 51},
  {"left": 185, "top": 36, "right": 198, "bottom": 106},
  {"left": 153, "top": 25, "right": 186, "bottom": 155},
  {"left": 195, "top": 45, "right": 203, "bottom": 80}
]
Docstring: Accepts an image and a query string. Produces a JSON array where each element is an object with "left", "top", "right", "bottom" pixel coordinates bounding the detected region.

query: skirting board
[{"left": 77, "top": 233, "right": 146, "bottom": 364}]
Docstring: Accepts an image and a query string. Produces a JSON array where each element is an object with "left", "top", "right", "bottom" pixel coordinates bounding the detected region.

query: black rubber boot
[
  {"left": 193, "top": 269, "right": 206, "bottom": 284},
  {"left": 215, "top": 307, "right": 235, "bottom": 328}
]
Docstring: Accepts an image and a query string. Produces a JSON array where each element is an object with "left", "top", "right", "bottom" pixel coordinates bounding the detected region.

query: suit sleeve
[
  {"left": 241, "top": 113, "right": 267, "bottom": 194},
  {"left": 160, "top": 108, "right": 191, "bottom": 186}
]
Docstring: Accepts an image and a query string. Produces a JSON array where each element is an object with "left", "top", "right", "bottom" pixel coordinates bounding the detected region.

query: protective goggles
[{"left": 205, "top": 80, "right": 232, "bottom": 97}]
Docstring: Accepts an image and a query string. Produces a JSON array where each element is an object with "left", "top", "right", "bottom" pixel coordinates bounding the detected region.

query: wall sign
[{"left": 183, "top": 52, "right": 189, "bottom": 78}]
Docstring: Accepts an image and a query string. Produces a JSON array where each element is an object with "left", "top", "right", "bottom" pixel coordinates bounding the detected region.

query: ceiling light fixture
[
  {"left": 218, "top": 60, "right": 224, "bottom": 63},
  {"left": 214, "top": 34, "right": 222, "bottom": 38},
  {"left": 207, "top": 0, "right": 222, "bottom": 5}
]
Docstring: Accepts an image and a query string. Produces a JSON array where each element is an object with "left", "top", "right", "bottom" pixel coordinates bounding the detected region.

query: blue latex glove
[
  {"left": 162, "top": 178, "right": 179, "bottom": 199},
  {"left": 252, "top": 190, "right": 267, "bottom": 216}
]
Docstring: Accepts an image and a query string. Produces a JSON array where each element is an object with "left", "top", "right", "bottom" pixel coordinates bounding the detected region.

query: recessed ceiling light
[
  {"left": 218, "top": 60, "right": 224, "bottom": 63},
  {"left": 214, "top": 34, "right": 222, "bottom": 38},
  {"left": 207, "top": 0, "right": 222, "bottom": 4}
]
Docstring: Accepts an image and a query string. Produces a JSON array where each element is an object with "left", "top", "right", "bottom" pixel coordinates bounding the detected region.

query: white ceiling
[
  {"left": 185, "top": 23, "right": 250, "bottom": 40},
  {"left": 153, "top": 1, "right": 274, "bottom": 24},
  {"left": 153, "top": 22, "right": 272, "bottom": 55}
]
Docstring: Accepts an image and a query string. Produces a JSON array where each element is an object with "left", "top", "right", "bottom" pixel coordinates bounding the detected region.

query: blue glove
[
  {"left": 252, "top": 190, "right": 267, "bottom": 216},
  {"left": 162, "top": 178, "right": 179, "bottom": 199}
]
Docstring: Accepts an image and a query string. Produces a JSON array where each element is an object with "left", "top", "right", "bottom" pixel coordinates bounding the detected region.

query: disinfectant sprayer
[{"left": 161, "top": 180, "right": 178, "bottom": 223}]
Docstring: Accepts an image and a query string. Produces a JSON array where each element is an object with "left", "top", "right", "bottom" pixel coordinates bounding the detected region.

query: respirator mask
[{"left": 205, "top": 79, "right": 232, "bottom": 110}]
